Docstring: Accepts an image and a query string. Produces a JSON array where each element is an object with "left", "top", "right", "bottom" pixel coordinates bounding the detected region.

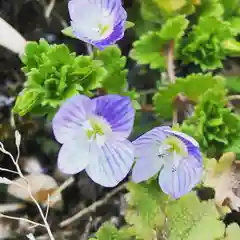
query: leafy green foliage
[
  {"left": 139, "top": 0, "right": 163, "bottom": 23},
  {"left": 13, "top": 39, "right": 106, "bottom": 118},
  {"left": 13, "top": 41, "right": 130, "bottom": 118},
  {"left": 125, "top": 182, "right": 166, "bottom": 239},
  {"left": 125, "top": 182, "right": 227, "bottom": 240},
  {"left": 139, "top": 0, "right": 197, "bottom": 22},
  {"left": 165, "top": 192, "right": 225, "bottom": 240},
  {"left": 153, "top": 74, "right": 223, "bottom": 119},
  {"left": 95, "top": 46, "right": 128, "bottom": 93},
  {"left": 181, "top": 85, "right": 240, "bottom": 156},
  {"left": 130, "top": 15, "right": 189, "bottom": 70},
  {"left": 199, "top": 0, "right": 225, "bottom": 18},
  {"left": 180, "top": 16, "right": 234, "bottom": 70},
  {"left": 89, "top": 223, "right": 131, "bottom": 240}
]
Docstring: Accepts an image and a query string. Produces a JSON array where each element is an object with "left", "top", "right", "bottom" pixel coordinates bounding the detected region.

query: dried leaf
[
  {"left": 204, "top": 153, "right": 240, "bottom": 210},
  {"left": 8, "top": 174, "right": 62, "bottom": 208}
]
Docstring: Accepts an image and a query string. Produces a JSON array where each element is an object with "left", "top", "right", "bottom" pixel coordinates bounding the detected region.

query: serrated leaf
[
  {"left": 15, "top": 40, "right": 107, "bottom": 118},
  {"left": 130, "top": 15, "right": 189, "bottom": 70},
  {"left": 125, "top": 182, "right": 166, "bottom": 240},
  {"left": 180, "top": 16, "right": 234, "bottom": 70},
  {"left": 153, "top": 74, "right": 224, "bottom": 119},
  {"left": 165, "top": 192, "right": 225, "bottom": 240},
  {"left": 158, "top": 15, "right": 189, "bottom": 41},
  {"left": 95, "top": 45, "right": 128, "bottom": 93},
  {"left": 180, "top": 84, "right": 240, "bottom": 155},
  {"left": 92, "top": 222, "right": 131, "bottom": 240},
  {"left": 130, "top": 31, "right": 166, "bottom": 70}
]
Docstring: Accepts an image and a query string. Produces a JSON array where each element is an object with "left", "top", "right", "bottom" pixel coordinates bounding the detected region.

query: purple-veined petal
[
  {"left": 133, "top": 126, "right": 171, "bottom": 151},
  {"left": 158, "top": 155, "right": 202, "bottom": 199},
  {"left": 68, "top": 0, "right": 127, "bottom": 49},
  {"left": 93, "top": 95, "right": 135, "bottom": 139},
  {"left": 132, "top": 145, "right": 164, "bottom": 183},
  {"left": 163, "top": 129, "right": 202, "bottom": 165},
  {"left": 86, "top": 139, "right": 134, "bottom": 187},
  {"left": 131, "top": 126, "right": 171, "bottom": 182},
  {"left": 57, "top": 131, "right": 91, "bottom": 174},
  {"left": 52, "top": 95, "right": 94, "bottom": 144}
]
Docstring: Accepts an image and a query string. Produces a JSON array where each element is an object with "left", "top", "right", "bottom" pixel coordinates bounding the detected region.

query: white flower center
[
  {"left": 158, "top": 136, "right": 188, "bottom": 170},
  {"left": 82, "top": 115, "right": 112, "bottom": 146}
]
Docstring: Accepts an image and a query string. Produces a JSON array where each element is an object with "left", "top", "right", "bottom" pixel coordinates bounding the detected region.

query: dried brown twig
[{"left": 0, "top": 131, "right": 55, "bottom": 240}]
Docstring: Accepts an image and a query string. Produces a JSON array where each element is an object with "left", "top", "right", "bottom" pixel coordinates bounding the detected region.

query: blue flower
[
  {"left": 52, "top": 94, "right": 135, "bottom": 187},
  {"left": 68, "top": 0, "right": 127, "bottom": 49},
  {"left": 132, "top": 127, "right": 202, "bottom": 199}
]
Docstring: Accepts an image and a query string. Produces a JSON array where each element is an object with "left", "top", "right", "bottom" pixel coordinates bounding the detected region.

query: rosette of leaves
[
  {"left": 180, "top": 16, "right": 235, "bottom": 71},
  {"left": 181, "top": 86, "right": 240, "bottom": 157},
  {"left": 130, "top": 15, "right": 189, "bottom": 70},
  {"left": 13, "top": 39, "right": 106, "bottom": 118}
]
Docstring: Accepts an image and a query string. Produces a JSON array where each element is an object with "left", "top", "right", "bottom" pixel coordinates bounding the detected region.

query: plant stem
[
  {"left": 228, "top": 95, "right": 240, "bottom": 101},
  {"left": 167, "top": 40, "right": 176, "bottom": 84},
  {"left": 59, "top": 183, "right": 126, "bottom": 228}
]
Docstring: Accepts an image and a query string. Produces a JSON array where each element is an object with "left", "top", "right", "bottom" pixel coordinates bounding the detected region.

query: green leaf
[
  {"left": 180, "top": 16, "right": 234, "bottom": 71},
  {"left": 91, "top": 223, "right": 131, "bottom": 240},
  {"left": 130, "top": 31, "right": 166, "bottom": 70},
  {"left": 225, "top": 76, "right": 240, "bottom": 93},
  {"left": 223, "top": 39, "right": 240, "bottom": 56},
  {"left": 225, "top": 137, "right": 240, "bottom": 159},
  {"left": 13, "top": 89, "right": 44, "bottom": 116},
  {"left": 229, "top": 17, "right": 240, "bottom": 35},
  {"left": 61, "top": 26, "right": 77, "bottom": 39},
  {"left": 130, "top": 15, "right": 188, "bottom": 70},
  {"left": 220, "top": 0, "right": 240, "bottom": 17},
  {"left": 165, "top": 192, "right": 225, "bottom": 240},
  {"left": 15, "top": 40, "right": 107, "bottom": 118},
  {"left": 95, "top": 45, "right": 128, "bottom": 93},
  {"left": 153, "top": 0, "right": 187, "bottom": 13},
  {"left": 153, "top": 73, "right": 224, "bottom": 119},
  {"left": 139, "top": 0, "right": 163, "bottom": 23},
  {"left": 125, "top": 182, "right": 166, "bottom": 240},
  {"left": 158, "top": 15, "right": 189, "bottom": 41},
  {"left": 199, "top": 0, "right": 224, "bottom": 18},
  {"left": 180, "top": 84, "right": 240, "bottom": 156}
]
